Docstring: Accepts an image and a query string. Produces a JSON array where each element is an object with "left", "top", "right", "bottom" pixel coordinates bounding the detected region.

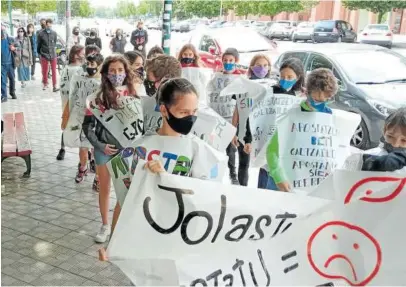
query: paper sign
[
  {"left": 108, "top": 168, "right": 406, "bottom": 285},
  {"left": 59, "top": 65, "right": 83, "bottom": 110},
  {"left": 87, "top": 86, "right": 144, "bottom": 148},
  {"left": 63, "top": 74, "right": 100, "bottom": 148},
  {"left": 182, "top": 67, "right": 213, "bottom": 105},
  {"left": 274, "top": 107, "right": 361, "bottom": 190}
]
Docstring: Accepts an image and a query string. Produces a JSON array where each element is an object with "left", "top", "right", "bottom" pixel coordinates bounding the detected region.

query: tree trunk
[{"left": 378, "top": 12, "right": 384, "bottom": 24}]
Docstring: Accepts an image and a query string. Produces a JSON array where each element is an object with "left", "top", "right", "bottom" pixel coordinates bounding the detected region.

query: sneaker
[
  {"left": 89, "top": 159, "right": 96, "bottom": 173},
  {"left": 230, "top": 175, "right": 240, "bottom": 185},
  {"left": 56, "top": 148, "right": 65, "bottom": 160},
  {"left": 31, "top": 76, "right": 35, "bottom": 80},
  {"left": 21, "top": 82, "right": 26, "bottom": 88},
  {"left": 10, "top": 93, "right": 17, "bottom": 99},
  {"left": 1, "top": 98, "right": 7, "bottom": 103},
  {"left": 53, "top": 87, "right": 60, "bottom": 92},
  {"left": 95, "top": 224, "right": 111, "bottom": 243},
  {"left": 92, "top": 177, "right": 99, "bottom": 192},
  {"left": 75, "top": 166, "right": 88, "bottom": 183},
  {"left": 43, "top": 84, "right": 48, "bottom": 90}
]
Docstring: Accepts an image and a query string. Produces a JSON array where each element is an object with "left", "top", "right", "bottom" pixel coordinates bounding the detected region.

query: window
[
  {"left": 346, "top": 22, "right": 353, "bottom": 31},
  {"left": 308, "top": 54, "right": 333, "bottom": 71},
  {"left": 200, "top": 35, "right": 216, "bottom": 52},
  {"left": 340, "top": 21, "right": 349, "bottom": 30}
]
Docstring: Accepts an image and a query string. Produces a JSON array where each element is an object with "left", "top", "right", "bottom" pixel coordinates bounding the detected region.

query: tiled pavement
[{"left": 1, "top": 75, "right": 132, "bottom": 286}]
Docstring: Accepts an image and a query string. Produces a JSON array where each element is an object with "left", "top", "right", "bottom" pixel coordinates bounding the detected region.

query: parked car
[
  {"left": 267, "top": 22, "right": 293, "bottom": 40},
  {"left": 236, "top": 20, "right": 252, "bottom": 28},
  {"left": 292, "top": 21, "right": 314, "bottom": 42},
  {"left": 172, "top": 20, "right": 182, "bottom": 32},
  {"left": 259, "top": 21, "right": 276, "bottom": 37},
  {"left": 312, "top": 20, "right": 357, "bottom": 43},
  {"left": 274, "top": 44, "right": 406, "bottom": 149},
  {"left": 188, "top": 27, "right": 278, "bottom": 72},
  {"left": 209, "top": 20, "right": 226, "bottom": 29},
  {"left": 359, "top": 24, "right": 393, "bottom": 48}
]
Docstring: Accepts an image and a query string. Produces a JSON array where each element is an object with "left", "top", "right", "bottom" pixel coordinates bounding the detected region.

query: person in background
[
  {"left": 82, "top": 54, "right": 142, "bottom": 243},
  {"left": 110, "top": 29, "right": 126, "bottom": 54},
  {"left": 85, "top": 30, "right": 102, "bottom": 50},
  {"left": 124, "top": 51, "right": 144, "bottom": 79},
  {"left": 67, "top": 26, "right": 85, "bottom": 51},
  {"left": 130, "top": 21, "right": 148, "bottom": 58},
  {"left": 15, "top": 27, "right": 33, "bottom": 88},
  {"left": 146, "top": 45, "right": 164, "bottom": 60},
  {"left": 177, "top": 43, "right": 203, "bottom": 68},
  {"left": 1, "top": 23, "right": 17, "bottom": 102},
  {"left": 26, "top": 24, "right": 37, "bottom": 80},
  {"left": 360, "top": 108, "right": 406, "bottom": 172},
  {"left": 266, "top": 68, "right": 337, "bottom": 192},
  {"left": 36, "top": 19, "right": 46, "bottom": 38},
  {"left": 37, "top": 19, "right": 59, "bottom": 92}
]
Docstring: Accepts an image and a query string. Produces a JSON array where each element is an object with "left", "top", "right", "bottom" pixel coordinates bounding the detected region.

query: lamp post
[{"left": 161, "top": 0, "right": 173, "bottom": 55}]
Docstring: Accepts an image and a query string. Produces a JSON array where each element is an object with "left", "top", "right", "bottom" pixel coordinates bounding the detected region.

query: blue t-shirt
[{"left": 1, "top": 37, "right": 12, "bottom": 65}]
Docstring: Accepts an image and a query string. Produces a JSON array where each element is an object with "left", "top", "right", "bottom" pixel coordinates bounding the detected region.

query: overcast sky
[{"left": 90, "top": 0, "right": 140, "bottom": 8}]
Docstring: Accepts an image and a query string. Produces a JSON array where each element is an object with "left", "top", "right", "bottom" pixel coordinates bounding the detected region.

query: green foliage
[
  {"left": 116, "top": 0, "right": 138, "bottom": 18},
  {"left": 343, "top": 0, "right": 406, "bottom": 23}
]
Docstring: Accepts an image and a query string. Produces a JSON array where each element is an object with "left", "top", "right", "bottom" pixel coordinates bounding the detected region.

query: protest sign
[
  {"left": 87, "top": 86, "right": 144, "bottom": 148},
  {"left": 107, "top": 134, "right": 227, "bottom": 206},
  {"left": 182, "top": 67, "right": 213, "bottom": 105},
  {"left": 63, "top": 74, "right": 100, "bottom": 148},
  {"left": 207, "top": 73, "right": 240, "bottom": 120},
  {"left": 108, "top": 168, "right": 406, "bottom": 286},
  {"left": 60, "top": 66, "right": 83, "bottom": 110},
  {"left": 273, "top": 108, "right": 360, "bottom": 190}
]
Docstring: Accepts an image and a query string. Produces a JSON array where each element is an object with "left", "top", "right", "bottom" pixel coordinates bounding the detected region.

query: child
[
  {"left": 266, "top": 68, "right": 338, "bottom": 192},
  {"left": 361, "top": 108, "right": 406, "bottom": 172},
  {"left": 124, "top": 50, "right": 145, "bottom": 79},
  {"left": 82, "top": 54, "right": 143, "bottom": 243},
  {"left": 146, "top": 45, "right": 164, "bottom": 60},
  {"left": 65, "top": 53, "right": 104, "bottom": 185},
  {"left": 57, "top": 44, "right": 85, "bottom": 161},
  {"left": 177, "top": 44, "right": 203, "bottom": 68}
]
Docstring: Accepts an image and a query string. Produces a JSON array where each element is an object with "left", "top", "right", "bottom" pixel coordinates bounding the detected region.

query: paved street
[{"left": 1, "top": 77, "right": 131, "bottom": 285}]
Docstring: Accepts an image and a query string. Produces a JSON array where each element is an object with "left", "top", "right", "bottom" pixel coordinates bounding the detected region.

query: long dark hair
[
  {"left": 279, "top": 57, "right": 305, "bottom": 92},
  {"left": 157, "top": 78, "right": 198, "bottom": 107},
  {"left": 96, "top": 54, "right": 140, "bottom": 109},
  {"left": 26, "top": 24, "right": 34, "bottom": 35},
  {"left": 68, "top": 44, "right": 84, "bottom": 64},
  {"left": 17, "top": 27, "right": 27, "bottom": 38}
]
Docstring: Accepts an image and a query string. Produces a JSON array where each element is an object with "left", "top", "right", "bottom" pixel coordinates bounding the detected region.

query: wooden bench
[{"left": 1, "top": 112, "right": 32, "bottom": 178}]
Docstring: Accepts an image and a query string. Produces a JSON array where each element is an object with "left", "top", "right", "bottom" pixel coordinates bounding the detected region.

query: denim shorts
[{"left": 94, "top": 149, "right": 115, "bottom": 166}]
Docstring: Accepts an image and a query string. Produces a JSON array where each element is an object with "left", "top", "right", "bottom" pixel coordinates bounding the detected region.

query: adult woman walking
[
  {"left": 15, "top": 27, "right": 33, "bottom": 88},
  {"left": 26, "top": 24, "right": 37, "bottom": 80}
]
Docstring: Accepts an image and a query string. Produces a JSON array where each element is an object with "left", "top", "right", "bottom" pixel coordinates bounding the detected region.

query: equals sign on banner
[{"left": 281, "top": 250, "right": 299, "bottom": 273}]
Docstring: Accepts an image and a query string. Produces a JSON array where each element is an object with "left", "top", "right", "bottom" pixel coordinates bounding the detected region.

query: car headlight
[{"left": 371, "top": 101, "right": 396, "bottom": 117}]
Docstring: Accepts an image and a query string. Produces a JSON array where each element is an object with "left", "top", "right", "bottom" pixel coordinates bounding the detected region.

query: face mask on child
[
  {"left": 107, "top": 73, "right": 126, "bottom": 87},
  {"left": 181, "top": 58, "right": 194, "bottom": 65},
  {"left": 223, "top": 63, "right": 235, "bottom": 72},
  {"left": 384, "top": 141, "right": 405, "bottom": 153},
  {"left": 166, "top": 107, "right": 197, "bottom": 135},
  {"left": 251, "top": 66, "right": 268, "bottom": 79},
  {"left": 279, "top": 79, "right": 296, "bottom": 91},
  {"left": 87, "top": 67, "right": 98, "bottom": 76}
]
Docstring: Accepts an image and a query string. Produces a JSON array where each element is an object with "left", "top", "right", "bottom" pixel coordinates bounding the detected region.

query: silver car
[
  {"left": 292, "top": 22, "right": 314, "bottom": 42},
  {"left": 274, "top": 44, "right": 406, "bottom": 149}
]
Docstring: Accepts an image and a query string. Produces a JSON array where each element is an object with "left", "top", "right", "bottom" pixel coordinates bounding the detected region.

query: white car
[
  {"left": 292, "top": 22, "right": 314, "bottom": 42},
  {"left": 359, "top": 24, "right": 393, "bottom": 48}
]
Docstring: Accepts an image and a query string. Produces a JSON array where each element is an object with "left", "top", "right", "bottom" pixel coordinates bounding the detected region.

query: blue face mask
[
  {"left": 223, "top": 63, "right": 235, "bottom": 72},
  {"left": 279, "top": 79, "right": 297, "bottom": 91},
  {"left": 308, "top": 97, "right": 330, "bottom": 112},
  {"left": 46, "top": 28, "right": 51, "bottom": 33}
]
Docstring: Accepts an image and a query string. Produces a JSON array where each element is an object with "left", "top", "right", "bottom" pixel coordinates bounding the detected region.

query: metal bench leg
[{"left": 22, "top": 154, "right": 31, "bottom": 178}]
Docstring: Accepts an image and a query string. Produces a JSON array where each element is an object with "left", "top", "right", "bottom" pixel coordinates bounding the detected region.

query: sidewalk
[{"left": 1, "top": 74, "right": 131, "bottom": 286}]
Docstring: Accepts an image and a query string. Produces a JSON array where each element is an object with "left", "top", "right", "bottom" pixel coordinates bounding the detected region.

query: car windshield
[
  {"left": 366, "top": 24, "right": 389, "bottom": 30},
  {"left": 334, "top": 51, "right": 406, "bottom": 83},
  {"left": 216, "top": 31, "right": 272, "bottom": 52},
  {"left": 315, "top": 21, "right": 335, "bottom": 29}
]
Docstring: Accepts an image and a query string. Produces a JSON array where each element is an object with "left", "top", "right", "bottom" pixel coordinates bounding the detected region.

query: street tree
[{"left": 343, "top": 0, "right": 406, "bottom": 23}]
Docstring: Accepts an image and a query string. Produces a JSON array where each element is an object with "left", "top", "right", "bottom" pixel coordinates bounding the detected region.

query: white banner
[
  {"left": 107, "top": 134, "right": 228, "bottom": 206},
  {"left": 108, "top": 168, "right": 406, "bottom": 286},
  {"left": 60, "top": 66, "right": 83, "bottom": 110},
  {"left": 63, "top": 74, "right": 100, "bottom": 148},
  {"left": 268, "top": 108, "right": 361, "bottom": 190},
  {"left": 207, "top": 73, "right": 240, "bottom": 119},
  {"left": 87, "top": 86, "right": 144, "bottom": 148},
  {"left": 182, "top": 67, "right": 213, "bottom": 105}
]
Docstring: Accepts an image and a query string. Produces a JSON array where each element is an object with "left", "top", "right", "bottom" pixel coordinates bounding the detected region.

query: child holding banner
[
  {"left": 57, "top": 45, "right": 86, "bottom": 161},
  {"left": 82, "top": 54, "right": 144, "bottom": 243},
  {"left": 177, "top": 44, "right": 204, "bottom": 68}
]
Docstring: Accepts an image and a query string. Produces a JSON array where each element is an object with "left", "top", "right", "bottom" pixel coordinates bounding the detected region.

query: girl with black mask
[{"left": 124, "top": 50, "right": 145, "bottom": 80}]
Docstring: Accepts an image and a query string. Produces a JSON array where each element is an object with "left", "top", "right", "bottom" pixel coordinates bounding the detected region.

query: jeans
[
  {"left": 40, "top": 56, "right": 57, "bottom": 87},
  {"left": 226, "top": 142, "right": 250, "bottom": 186},
  {"left": 1, "top": 63, "right": 15, "bottom": 99},
  {"left": 257, "top": 168, "right": 279, "bottom": 191}
]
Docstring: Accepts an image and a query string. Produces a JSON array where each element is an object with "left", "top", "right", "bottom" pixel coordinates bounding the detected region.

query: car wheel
[{"left": 351, "top": 119, "right": 370, "bottom": 150}]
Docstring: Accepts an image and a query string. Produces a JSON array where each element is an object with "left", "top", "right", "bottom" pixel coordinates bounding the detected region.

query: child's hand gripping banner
[
  {"left": 63, "top": 74, "right": 100, "bottom": 148},
  {"left": 107, "top": 167, "right": 406, "bottom": 286},
  {"left": 87, "top": 86, "right": 144, "bottom": 148},
  {"left": 207, "top": 73, "right": 240, "bottom": 119},
  {"left": 182, "top": 67, "right": 213, "bottom": 105}
]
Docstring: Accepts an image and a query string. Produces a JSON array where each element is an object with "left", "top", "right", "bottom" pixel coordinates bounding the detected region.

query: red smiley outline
[
  {"left": 344, "top": 176, "right": 406, "bottom": 204},
  {"left": 307, "top": 221, "right": 382, "bottom": 286}
]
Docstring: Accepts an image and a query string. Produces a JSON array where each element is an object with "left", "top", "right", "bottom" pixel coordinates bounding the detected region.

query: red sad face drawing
[
  {"left": 307, "top": 221, "right": 382, "bottom": 286},
  {"left": 344, "top": 176, "right": 406, "bottom": 204}
]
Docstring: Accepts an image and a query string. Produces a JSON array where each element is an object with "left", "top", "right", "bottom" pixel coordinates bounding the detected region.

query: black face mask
[
  {"left": 144, "top": 79, "right": 157, "bottom": 97},
  {"left": 181, "top": 58, "right": 194, "bottom": 65},
  {"left": 384, "top": 141, "right": 405, "bottom": 153},
  {"left": 87, "top": 67, "right": 98, "bottom": 76},
  {"left": 136, "top": 67, "right": 144, "bottom": 77},
  {"left": 166, "top": 107, "right": 197, "bottom": 135},
  {"left": 73, "top": 31, "right": 79, "bottom": 36}
]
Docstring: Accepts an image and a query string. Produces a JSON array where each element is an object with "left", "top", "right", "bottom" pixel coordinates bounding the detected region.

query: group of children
[{"left": 57, "top": 41, "right": 406, "bottom": 249}]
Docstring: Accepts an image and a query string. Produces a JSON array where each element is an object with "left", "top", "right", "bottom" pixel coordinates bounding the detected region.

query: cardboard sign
[
  {"left": 107, "top": 134, "right": 228, "bottom": 206},
  {"left": 63, "top": 74, "right": 100, "bottom": 148},
  {"left": 87, "top": 86, "right": 144, "bottom": 148},
  {"left": 207, "top": 73, "right": 241, "bottom": 119},
  {"left": 59, "top": 65, "right": 83, "bottom": 110},
  {"left": 182, "top": 67, "right": 213, "bottom": 105},
  {"left": 108, "top": 168, "right": 406, "bottom": 286},
  {"left": 272, "top": 107, "right": 361, "bottom": 190}
]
